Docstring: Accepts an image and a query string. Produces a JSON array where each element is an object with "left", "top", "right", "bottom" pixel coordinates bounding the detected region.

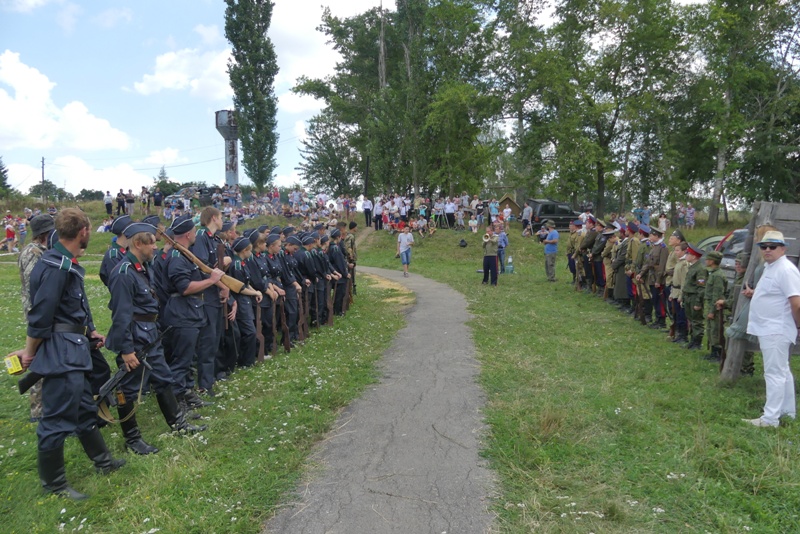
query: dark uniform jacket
[
  {"left": 27, "top": 243, "right": 96, "bottom": 376},
  {"left": 163, "top": 249, "right": 206, "bottom": 328},
  {"left": 191, "top": 227, "right": 221, "bottom": 308},
  {"left": 106, "top": 251, "right": 160, "bottom": 355},
  {"left": 99, "top": 241, "right": 126, "bottom": 287}
]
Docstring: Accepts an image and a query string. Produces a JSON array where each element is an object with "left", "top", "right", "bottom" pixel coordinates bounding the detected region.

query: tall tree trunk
[{"left": 708, "top": 88, "right": 731, "bottom": 228}]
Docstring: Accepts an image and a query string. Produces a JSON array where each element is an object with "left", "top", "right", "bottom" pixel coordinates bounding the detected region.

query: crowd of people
[{"left": 14, "top": 204, "right": 360, "bottom": 500}]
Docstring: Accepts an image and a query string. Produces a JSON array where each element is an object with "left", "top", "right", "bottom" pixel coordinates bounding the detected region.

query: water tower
[{"left": 215, "top": 110, "right": 239, "bottom": 186}]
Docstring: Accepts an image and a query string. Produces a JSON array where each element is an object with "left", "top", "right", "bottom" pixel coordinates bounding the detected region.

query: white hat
[{"left": 758, "top": 230, "right": 786, "bottom": 246}]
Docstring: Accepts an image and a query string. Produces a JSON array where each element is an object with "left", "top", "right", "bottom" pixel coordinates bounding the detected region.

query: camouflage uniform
[
  {"left": 18, "top": 240, "right": 47, "bottom": 421},
  {"left": 682, "top": 259, "right": 708, "bottom": 349},
  {"left": 704, "top": 263, "right": 728, "bottom": 358}
]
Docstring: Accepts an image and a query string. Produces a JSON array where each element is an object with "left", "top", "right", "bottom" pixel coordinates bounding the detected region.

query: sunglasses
[{"left": 759, "top": 244, "right": 781, "bottom": 250}]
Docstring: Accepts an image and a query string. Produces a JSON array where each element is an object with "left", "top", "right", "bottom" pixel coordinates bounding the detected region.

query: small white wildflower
[
  {"left": 144, "top": 518, "right": 150, "bottom": 523},
  {"left": 614, "top": 408, "right": 621, "bottom": 415},
  {"left": 652, "top": 507, "right": 665, "bottom": 513}
]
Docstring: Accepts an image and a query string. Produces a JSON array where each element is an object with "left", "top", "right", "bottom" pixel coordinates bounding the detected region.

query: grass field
[
  {"left": 357, "top": 221, "right": 799, "bottom": 533},
  {"left": 2, "top": 201, "right": 795, "bottom": 533}
]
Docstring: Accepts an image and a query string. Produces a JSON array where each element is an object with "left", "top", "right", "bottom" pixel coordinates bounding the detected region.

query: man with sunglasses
[{"left": 743, "top": 231, "right": 800, "bottom": 427}]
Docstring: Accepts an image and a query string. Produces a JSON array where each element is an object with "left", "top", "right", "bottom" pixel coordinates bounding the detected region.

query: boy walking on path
[{"left": 397, "top": 226, "right": 414, "bottom": 277}]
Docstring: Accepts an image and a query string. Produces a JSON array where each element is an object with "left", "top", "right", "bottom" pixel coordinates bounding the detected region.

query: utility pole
[{"left": 41, "top": 157, "right": 46, "bottom": 204}]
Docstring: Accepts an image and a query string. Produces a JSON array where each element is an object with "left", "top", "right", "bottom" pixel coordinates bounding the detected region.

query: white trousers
[{"left": 758, "top": 334, "right": 796, "bottom": 425}]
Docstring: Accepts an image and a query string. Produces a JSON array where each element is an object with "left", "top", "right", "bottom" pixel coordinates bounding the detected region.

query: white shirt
[
  {"left": 362, "top": 199, "right": 373, "bottom": 210},
  {"left": 503, "top": 208, "right": 512, "bottom": 219},
  {"left": 397, "top": 232, "right": 414, "bottom": 253},
  {"left": 748, "top": 255, "right": 800, "bottom": 344}
]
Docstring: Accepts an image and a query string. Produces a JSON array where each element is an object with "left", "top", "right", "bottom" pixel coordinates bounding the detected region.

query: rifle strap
[{"left": 94, "top": 362, "right": 147, "bottom": 424}]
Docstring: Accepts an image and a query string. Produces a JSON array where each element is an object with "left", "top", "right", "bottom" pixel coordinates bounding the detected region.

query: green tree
[
  {"left": 297, "top": 110, "right": 360, "bottom": 197},
  {"left": 224, "top": 0, "right": 280, "bottom": 193},
  {"left": 0, "top": 156, "right": 11, "bottom": 198},
  {"left": 76, "top": 189, "right": 104, "bottom": 201}
]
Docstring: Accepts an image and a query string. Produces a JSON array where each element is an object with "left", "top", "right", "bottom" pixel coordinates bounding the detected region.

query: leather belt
[
  {"left": 170, "top": 292, "right": 203, "bottom": 300},
  {"left": 133, "top": 314, "right": 158, "bottom": 323},
  {"left": 53, "top": 324, "right": 88, "bottom": 335}
]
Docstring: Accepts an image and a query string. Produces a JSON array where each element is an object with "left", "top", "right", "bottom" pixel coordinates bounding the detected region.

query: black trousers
[
  {"left": 482, "top": 255, "right": 498, "bottom": 285},
  {"left": 364, "top": 208, "right": 372, "bottom": 227},
  {"left": 38, "top": 372, "right": 97, "bottom": 451}
]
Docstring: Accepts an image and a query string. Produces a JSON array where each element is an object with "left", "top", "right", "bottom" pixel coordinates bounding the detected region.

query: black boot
[
  {"left": 704, "top": 347, "right": 721, "bottom": 362},
  {"left": 78, "top": 428, "right": 126, "bottom": 475},
  {"left": 180, "top": 389, "right": 211, "bottom": 409},
  {"left": 157, "top": 390, "right": 207, "bottom": 433},
  {"left": 118, "top": 403, "right": 159, "bottom": 455},
  {"left": 672, "top": 327, "right": 687, "bottom": 344},
  {"left": 38, "top": 446, "right": 88, "bottom": 500},
  {"left": 176, "top": 395, "right": 203, "bottom": 420},
  {"left": 687, "top": 336, "right": 703, "bottom": 350}
]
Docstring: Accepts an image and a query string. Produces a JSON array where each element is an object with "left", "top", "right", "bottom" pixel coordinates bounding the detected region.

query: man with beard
[{"left": 15, "top": 208, "right": 125, "bottom": 499}]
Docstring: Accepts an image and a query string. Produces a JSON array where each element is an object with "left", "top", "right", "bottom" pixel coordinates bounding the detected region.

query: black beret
[
  {"left": 349, "top": 221, "right": 357, "bottom": 230},
  {"left": 110, "top": 215, "right": 131, "bottom": 236},
  {"left": 169, "top": 215, "right": 195, "bottom": 235},
  {"left": 232, "top": 236, "right": 250, "bottom": 252},
  {"left": 266, "top": 234, "right": 281, "bottom": 245},
  {"left": 142, "top": 215, "right": 161, "bottom": 227},
  {"left": 286, "top": 236, "right": 302, "bottom": 247},
  {"left": 123, "top": 223, "right": 157, "bottom": 239}
]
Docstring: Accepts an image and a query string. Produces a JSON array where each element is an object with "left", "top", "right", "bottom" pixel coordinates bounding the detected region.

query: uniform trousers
[
  {"left": 197, "top": 305, "right": 222, "bottom": 390},
  {"left": 333, "top": 281, "right": 347, "bottom": 315},
  {"left": 284, "top": 288, "right": 299, "bottom": 340},
  {"left": 593, "top": 259, "right": 605, "bottom": 287},
  {"left": 169, "top": 326, "right": 201, "bottom": 395},
  {"left": 116, "top": 348, "right": 174, "bottom": 399},
  {"left": 38, "top": 372, "right": 97, "bottom": 452},
  {"left": 235, "top": 297, "right": 256, "bottom": 367}
]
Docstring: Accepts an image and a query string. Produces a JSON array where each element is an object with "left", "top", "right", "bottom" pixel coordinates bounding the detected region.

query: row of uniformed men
[
  {"left": 19, "top": 207, "right": 357, "bottom": 500},
  {"left": 565, "top": 216, "right": 730, "bottom": 361}
]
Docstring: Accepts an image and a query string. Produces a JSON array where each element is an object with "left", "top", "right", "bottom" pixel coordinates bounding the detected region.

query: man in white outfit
[{"left": 744, "top": 230, "right": 800, "bottom": 427}]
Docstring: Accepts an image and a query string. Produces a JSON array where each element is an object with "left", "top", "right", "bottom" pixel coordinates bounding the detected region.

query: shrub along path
[{"left": 264, "top": 266, "right": 495, "bottom": 533}]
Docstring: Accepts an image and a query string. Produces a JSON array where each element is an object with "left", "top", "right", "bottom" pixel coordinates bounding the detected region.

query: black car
[{"left": 526, "top": 199, "right": 581, "bottom": 231}]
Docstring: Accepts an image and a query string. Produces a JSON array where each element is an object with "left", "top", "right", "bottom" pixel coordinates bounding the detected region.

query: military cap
[
  {"left": 221, "top": 220, "right": 235, "bottom": 232},
  {"left": 232, "top": 236, "right": 251, "bottom": 253},
  {"left": 314, "top": 223, "right": 325, "bottom": 231},
  {"left": 243, "top": 228, "right": 255, "bottom": 238},
  {"left": 302, "top": 235, "right": 316, "bottom": 246},
  {"left": 110, "top": 215, "right": 132, "bottom": 236},
  {"left": 349, "top": 221, "right": 357, "bottom": 230},
  {"left": 602, "top": 227, "right": 616, "bottom": 235},
  {"left": 286, "top": 235, "right": 303, "bottom": 247},
  {"left": 686, "top": 243, "right": 703, "bottom": 257},
  {"left": 588, "top": 215, "right": 597, "bottom": 224},
  {"left": 649, "top": 226, "right": 664, "bottom": 236},
  {"left": 627, "top": 222, "right": 639, "bottom": 233},
  {"left": 545, "top": 220, "right": 556, "bottom": 228},
  {"left": 639, "top": 224, "right": 651, "bottom": 235},
  {"left": 30, "top": 214, "right": 54, "bottom": 237},
  {"left": 249, "top": 231, "right": 261, "bottom": 245},
  {"left": 170, "top": 215, "right": 195, "bottom": 235},
  {"left": 266, "top": 234, "right": 281, "bottom": 246},
  {"left": 706, "top": 250, "right": 723, "bottom": 263},
  {"left": 330, "top": 228, "right": 341, "bottom": 238},
  {"left": 142, "top": 215, "right": 161, "bottom": 227},
  {"left": 320, "top": 234, "right": 329, "bottom": 244},
  {"left": 165, "top": 227, "right": 174, "bottom": 238},
  {"left": 595, "top": 218, "right": 607, "bottom": 228},
  {"left": 571, "top": 219, "right": 583, "bottom": 227},
  {"left": 671, "top": 229, "right": 685, "bottom": 242},
  {"left": 122, "top": 222, "right": 156, "bottom": 239},
  {"left": 735, "top": 252, "right": 747, "bottom": 264},
  {"left": 257, "top": 224, "right": 269, "bottom": 233},
  {"left": 282, "top": 226, "right": 293, "bottom": 236}
]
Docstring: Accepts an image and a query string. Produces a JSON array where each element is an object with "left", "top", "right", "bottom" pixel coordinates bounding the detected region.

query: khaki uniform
[
  {"left": 602, "top": 238, "right": 615, "bottom": 291},
  {"left": 683, "top": 260, "right": 708, "bottom": 343},
  {"left": 704, "top": 266, "right": 728, "bottom": 349}
]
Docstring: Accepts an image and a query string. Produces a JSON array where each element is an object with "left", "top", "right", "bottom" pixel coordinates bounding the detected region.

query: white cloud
[
  {"left": 272, "top": 170, "right": 304, "bottom": 189},
  {"left": 144, "top": 147, "right": 188, "bottom": 166},
  {"left": 93, "top": 7, "right": 132, "bottom": 29},
  {"left": 194, "top": 24, "right": 222, "bottom": 45},
  {"left": 56, "top": 2, "right": 81, "bottom": 33},
  {"left": 0, "top": 0, "right": 52, "bottom": 12},
  {"left": 133, "top": 47, "right": 233, "bottom": 101},
  {"left": 0, "top": 50, "right": 131, "bottom": 151},
  {"left": 278, "top": 91, "right": 324, "bottom": 115},
  {"left": 9, "top": 156, "right": 152, "bottom": 196}
]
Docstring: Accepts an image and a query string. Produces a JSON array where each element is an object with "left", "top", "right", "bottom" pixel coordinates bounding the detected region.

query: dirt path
[{"left": 264, "top": 266, "right": 496, "bottom": 534}]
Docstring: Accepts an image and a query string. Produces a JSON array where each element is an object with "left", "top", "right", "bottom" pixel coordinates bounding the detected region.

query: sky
[{"left": 0, "top": 0, "right": 395, "bottom": 196}]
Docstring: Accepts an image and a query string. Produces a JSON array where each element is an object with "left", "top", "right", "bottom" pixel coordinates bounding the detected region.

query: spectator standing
[
  {"left": 362, "top": 197, "right": 372, "bottom": 227},
  {"left": 125, "top": 189, "right": 136, "bottom": 215},
  {"left": 116, "top": 189, "right": 125, "bottom": 215},
  {"left": 397, "top": 225, "right": 414, "bottom": 278},
  {"left": 152, "top": 187, "right": 163, "bottom": 216},
  {"left": 743, "top": 231, "right": 800, "bottom": 427},
  {"left": 685, "top": 204, "right": 696, "bottom": 230},
  {"left": 17, "top": 216, "right": 27, "bottom": 247},
  {"left": 103, "top": 191, "right": 113, "bottom": 215},
  {"left": 521, "top": 202, "right": 532, "bottom": 235},
  {"left": 543, "top": 220, "right": 559, "bottom": 282},
  {"left": 657, "top": 213, "right": 669, "bottom": 234},
  {"left": 497, "top": 223, "right": 508, "bottom": 274},
  {"left": 502, "top": 203, "right": 512, "bottom": 231},
  {"left": 4, "top": 217, "right": 18, "bottom": 252}
]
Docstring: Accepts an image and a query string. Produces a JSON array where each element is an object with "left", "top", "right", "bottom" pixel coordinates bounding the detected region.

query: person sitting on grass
[
  {"left": 416, "top": 216, "right": 428, "bottom": 238},
  {"left": 469, "top": 214, "right": 478, "bottom": 233}
]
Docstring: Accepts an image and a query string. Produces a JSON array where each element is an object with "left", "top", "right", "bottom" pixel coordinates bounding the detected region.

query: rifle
[
  {"left": 93, "top": 327, "right": 172, "bottom": 419},
  {"left": 314, "top": 284, "right": 321, "bottom": 328},
  {"left": 18, "top": 337, "right": 105, "bottom": 395},
  {"left": 344, "top": 273, "right": 352, "bottom": 314},
  {"left": 326, "top": 279, "right": 334, "bottom": 326},
  {"left": 157, "top": 229, "right": 258, "bottom": 297},
  {"left": 217, "top": 241, "right": 229, "bottom": 331},
  {"left": 351, "top": 264, "right": 357, "bottom": 297},
  {"left": 256, "top": 303, "right": 265, "bottom": 362},
  {"left": 668, "top": 298, "right": 676, "bottom": 339},
  {"left": 718, "top": 310, "right": 727, "bottom": 372},
  {"left": 589, "top": 255, "right": 597, "bottom": 294},
  {"left": 296, "top": 291, "right": 306, "bottom": 342},
  {"left": 271, "top": 297, "right": 278, "bottom": 355},
  {"left": 279, "top": 297, "right": 291, "bottom": 352}
]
